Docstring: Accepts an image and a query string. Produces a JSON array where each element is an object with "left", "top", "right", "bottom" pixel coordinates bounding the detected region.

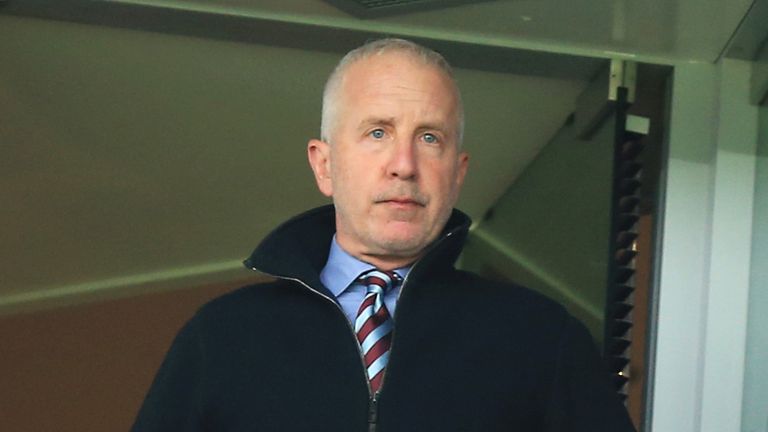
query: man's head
[
  {"left": 308, "top": 38, "right": 469, "bottom": 270},
  {"left": 320, "top": 39, "right": 465, "bottom": 146}
]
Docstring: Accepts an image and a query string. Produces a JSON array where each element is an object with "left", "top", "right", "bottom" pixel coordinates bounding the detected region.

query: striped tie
[{"left": 354, "top": 269, "right": 401, "bottom": 393}]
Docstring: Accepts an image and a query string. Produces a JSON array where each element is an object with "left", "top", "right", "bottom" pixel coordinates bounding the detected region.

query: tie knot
[{"left": 357, "top": 269, "right": 402, "bottom": 294}]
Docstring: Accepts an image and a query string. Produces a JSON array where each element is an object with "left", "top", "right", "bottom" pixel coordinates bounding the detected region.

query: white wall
[
  {"left": 742, "top": 99, "right": 768, "bottom": 432},
  {"left": 650, "top": 59, "right": 757, "bottom": 432}
]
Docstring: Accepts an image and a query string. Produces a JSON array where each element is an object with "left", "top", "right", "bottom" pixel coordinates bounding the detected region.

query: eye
[
  {"left": 370, "top": 129, "right": 385, "bottom": 139},
  {"left": 422, "top": 133, "right": 438, "bottom": 144}
]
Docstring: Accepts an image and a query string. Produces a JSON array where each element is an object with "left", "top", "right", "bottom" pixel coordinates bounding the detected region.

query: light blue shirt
[{"left": 320, "top": 236, "right": 411, "bottom": 324}]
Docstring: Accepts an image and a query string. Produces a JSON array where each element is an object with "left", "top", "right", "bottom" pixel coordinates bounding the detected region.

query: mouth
[{"left": 377, "top": 197, "right": 426, "bottom": 207}]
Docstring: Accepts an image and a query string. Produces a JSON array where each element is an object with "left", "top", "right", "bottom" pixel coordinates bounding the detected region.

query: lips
[
  {"left": 389, "top": 198, "right": 420, "bottom": 205},
  {"left": 378, "top": 197, "right": 425, "bottom": 207}
]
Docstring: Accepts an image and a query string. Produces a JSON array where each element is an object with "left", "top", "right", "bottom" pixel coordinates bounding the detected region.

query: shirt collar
[{"left": 320, "top": 235, "right": 411, "bottom": 297}]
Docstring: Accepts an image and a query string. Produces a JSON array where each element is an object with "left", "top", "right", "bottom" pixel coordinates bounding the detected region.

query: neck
[
  {"left": 334, "top": 236, "right": 421, "bottom": 271},
  {"left": 356, "top": 252, "right": 420, "bottom": 271}
]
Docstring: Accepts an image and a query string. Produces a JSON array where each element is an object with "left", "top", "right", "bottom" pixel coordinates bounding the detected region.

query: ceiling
[
  {"left": 97, "top": 0, "right": 753, "bottom": 62},
  {"left": 0, "top": 0, "right": 761, "bottom": 313}
]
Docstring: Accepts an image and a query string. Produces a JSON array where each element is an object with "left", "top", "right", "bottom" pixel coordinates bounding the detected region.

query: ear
[
  {"left": 455, "top": 151, "right": 469, "bottom": 189},
  {"left": 307, "top": 139, "right": 333, "bottom": 197}
]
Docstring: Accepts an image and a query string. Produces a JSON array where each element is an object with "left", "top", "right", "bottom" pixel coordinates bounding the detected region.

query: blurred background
[{"left": 1, "top": 1, "right": 766, "bottom": 431}]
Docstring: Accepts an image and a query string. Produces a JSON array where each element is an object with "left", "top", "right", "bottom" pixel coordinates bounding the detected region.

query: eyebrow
[
  {"left": 415, "top": 123, "right": 449, "bottom": 133},
  {"left": 357, "top": 117, "right": 396, "bottom": 130},
  {"left": 357, "top": 117, "right": 450, "bottom": 134}
]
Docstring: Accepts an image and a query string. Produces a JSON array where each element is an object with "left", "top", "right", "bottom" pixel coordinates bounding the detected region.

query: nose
[{"left": 386, "top": 139, "right": 417, "bottom": 180}]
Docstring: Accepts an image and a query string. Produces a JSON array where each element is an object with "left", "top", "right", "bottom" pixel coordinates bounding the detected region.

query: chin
[{"left": 374, "top": 231, "right": 432, "bottom": 256}]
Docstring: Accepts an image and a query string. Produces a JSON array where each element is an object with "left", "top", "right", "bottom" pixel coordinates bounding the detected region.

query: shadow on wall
[{"left": 0, "top": 276, "right": 264, "bottom": 432}]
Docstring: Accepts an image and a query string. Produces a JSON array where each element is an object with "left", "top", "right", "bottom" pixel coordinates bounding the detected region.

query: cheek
[
  {"left": 339, "top": 159, "right": 378, "bottom": 187},
  {"left": 332, "top": 165, "right": 373, "bottom": 210},
  {"left": 425, "top": 163, "right": 460, "bottom": 192}
]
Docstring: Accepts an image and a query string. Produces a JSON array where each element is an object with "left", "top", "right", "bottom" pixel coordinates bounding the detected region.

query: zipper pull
[{"left": 368, "top": 394, "right": 379, "bottom": 432}]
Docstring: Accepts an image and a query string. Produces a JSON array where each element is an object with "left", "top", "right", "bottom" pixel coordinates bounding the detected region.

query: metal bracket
[
  {"left": 609, "top": 60, "right": 637, "bottom": 103},
  {"left": 626, "top": 115, "right": 650, "bottom": 135}
]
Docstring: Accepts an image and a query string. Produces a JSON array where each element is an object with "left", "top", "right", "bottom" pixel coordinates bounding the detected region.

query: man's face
[{"left": 308, "top": 51, "right": 468, "bottom": 268}]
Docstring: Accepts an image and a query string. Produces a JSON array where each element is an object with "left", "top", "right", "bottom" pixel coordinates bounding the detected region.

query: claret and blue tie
[{"left": 354, "top": 269, "right": 402, "bottom": 393}]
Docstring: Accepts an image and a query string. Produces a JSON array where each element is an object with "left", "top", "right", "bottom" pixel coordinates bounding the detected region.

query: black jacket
[{"left": 132, "top": 205, "right": 635, "bottom": 431}]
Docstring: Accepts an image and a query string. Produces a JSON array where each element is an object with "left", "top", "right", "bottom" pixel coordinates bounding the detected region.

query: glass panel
[
  {"left": 458, "top": 69, "right": 669, "bottom": 429},
  {"left": 459, "top": 113, "right": 615, "bottom": 342},
  {"left": 743, "top": 102, "right": 768, "bottom": 432}
]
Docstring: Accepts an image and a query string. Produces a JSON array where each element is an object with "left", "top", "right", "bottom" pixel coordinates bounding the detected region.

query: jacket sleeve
[
  {"left": 131, "top": 314, "right": 207, "bottom": 432},
  {"left": 543, "top": 314, "right": 637, "bottom": 432}
]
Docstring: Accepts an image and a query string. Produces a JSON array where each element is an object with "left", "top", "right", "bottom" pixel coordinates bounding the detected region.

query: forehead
[
  {"left": 341, "top": 51, "right": 455, "bottom": 95},
  {"left": 337, "top": 52, "right": 459, "bottom": 127}
]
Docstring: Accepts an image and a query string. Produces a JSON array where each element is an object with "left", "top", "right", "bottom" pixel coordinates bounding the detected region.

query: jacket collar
[{"left": 244, "top": 204, "right": 472, "bottom": 294}]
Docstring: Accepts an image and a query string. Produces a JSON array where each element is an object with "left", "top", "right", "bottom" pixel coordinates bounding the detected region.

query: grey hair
[{"left": 320, "top": 38, "right": 464, "bottom": 146}]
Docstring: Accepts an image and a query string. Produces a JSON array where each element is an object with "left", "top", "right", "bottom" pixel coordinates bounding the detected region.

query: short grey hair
[{"left": 320, "top": 38, "right": 464, "bottom": 146}]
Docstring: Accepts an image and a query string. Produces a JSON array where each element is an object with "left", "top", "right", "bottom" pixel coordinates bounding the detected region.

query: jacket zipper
[
  {"left": 367, "top": 395, "right": 379, "bottom": 432},
  {"left": 362, "top": 266, "right": 416, "bottom": 432},
  {"left": 369, "top": 265, "right": 414, "bottom": 393},
  {"left": 247, "top": 268, "right": 377, "bottom": 429},
  {"left": 247, "top": 227, "right": 458, "bottom": 431},
  {"left": 372, "top": 229, "right": 459, "bottom": 396}
]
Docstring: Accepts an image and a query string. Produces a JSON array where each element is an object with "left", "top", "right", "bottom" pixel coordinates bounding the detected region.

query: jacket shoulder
[
  {"left": 190, "top": 279, "right": 296, "bottom": 324},
  {"left": 450, "top": 269, "right": 571, "bottom": 318}
]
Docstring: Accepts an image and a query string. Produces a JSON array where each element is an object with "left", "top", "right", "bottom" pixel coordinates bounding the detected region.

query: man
[{"left": 132, "top": 38, "right": 635, "bottom": 431}]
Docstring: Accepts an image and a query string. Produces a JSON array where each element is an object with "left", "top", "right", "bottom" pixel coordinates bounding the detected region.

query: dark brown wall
[{"left": 0, "top": 278, "right": 262, "bottom": 432}]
